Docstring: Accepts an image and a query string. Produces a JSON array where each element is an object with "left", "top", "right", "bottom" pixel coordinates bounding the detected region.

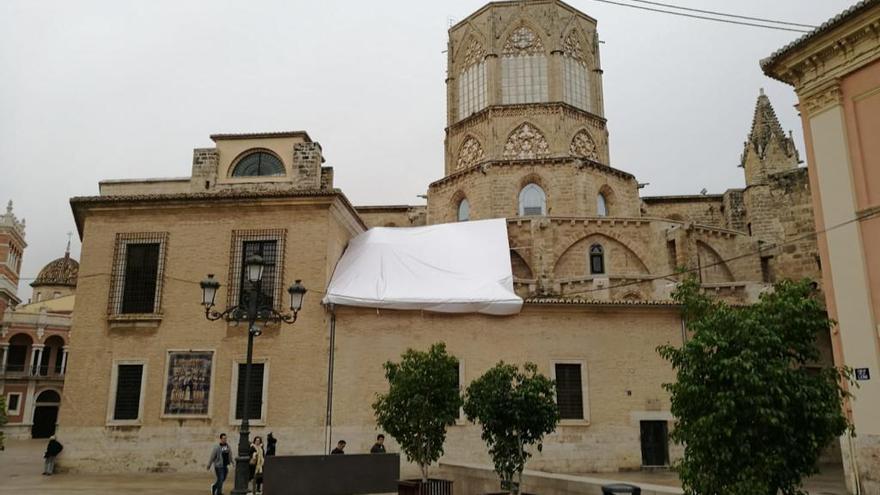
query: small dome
[{"left": 31, "top": 254, "right": 79, "bottom": 288}]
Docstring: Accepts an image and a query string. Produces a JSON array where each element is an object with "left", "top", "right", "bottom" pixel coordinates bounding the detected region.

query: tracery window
[
  {"left": 597, "top": 193, "right": 608, "bottom": 217},
  {"left": 456, "top": 136, "right": 484, "bottom": 170},
  {"left": 519, "top": 183, "right": 546, "bottom": 216},
  {"left": 503, "top": 123, "right": 550, "bottom": 160},
  {"left": 589, "top": 244, "right": 605, "bottom": 274},
  {"left": 231, "top": 151, "right": 285, "bottom": 177},
  {"left": 458, "top": 38, "right": 487, "bottom": 120},
  {"left": 501, "top": 26, "right": 548, "bottom": 104},
  {"left": 562, "top": 32, "right": 590, "bottom": 111},
  {"left": 457, "top": 198, "right": 470, "bottom": 222},
  {"left": 570, "top": 129, "right": 599, "bottom": 160}
]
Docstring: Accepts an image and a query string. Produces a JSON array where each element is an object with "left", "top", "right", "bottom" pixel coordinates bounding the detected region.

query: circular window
[{"left": 231, "top": 151, "right": 285, "bottom": 177}]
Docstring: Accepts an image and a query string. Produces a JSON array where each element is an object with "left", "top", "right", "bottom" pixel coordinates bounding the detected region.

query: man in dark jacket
[
  {"left": 330, "top": 440, "right": 346, "bottom": 454},
  {"left": 266, "top": 432, "right": 277, "bottom": 456},
  {"left": 43, "top": 436, "right": 63, "bottom": 475},
  {"left": 370, "top": 434, "right": 386, "bottom": 454}
]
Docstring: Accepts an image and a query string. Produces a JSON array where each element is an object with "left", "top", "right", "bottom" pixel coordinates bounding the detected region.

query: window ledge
[
  {"left": 108, "top": 314, "right": 163, "bottom": 329},
  {"left": 106, "top": 421, "right": 143, "bottom": 428},
  {"left": 558, "top": 419, "right": 591, "bottom": 427},
  {"left": 231, "top": 420, "right": 266, "bottom": 427}
]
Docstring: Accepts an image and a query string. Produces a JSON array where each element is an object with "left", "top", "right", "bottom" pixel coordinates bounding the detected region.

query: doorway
[
  {"left": 640, "top": 420, "right": 669, "bottom": 467},
  {"left": 31, "top": 390, "right": 61, "bottom": 439}
]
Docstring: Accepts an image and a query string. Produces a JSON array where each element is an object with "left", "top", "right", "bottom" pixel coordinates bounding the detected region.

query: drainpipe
[{"left": 324, "top": 304, "right": 337, "bottom": 455}]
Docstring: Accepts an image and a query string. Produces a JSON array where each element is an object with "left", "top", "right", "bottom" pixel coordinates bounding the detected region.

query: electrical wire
[
  {"left": 587, "top": 0, "right": 813, "bottom": 33},
  {"left": 626, "top": 0, "right": 817, "bottom": 29}
]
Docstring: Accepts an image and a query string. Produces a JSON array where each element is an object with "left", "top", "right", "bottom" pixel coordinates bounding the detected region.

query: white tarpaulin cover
[{"left": 323, "top": 218, "right": 523, "bottom": 315}]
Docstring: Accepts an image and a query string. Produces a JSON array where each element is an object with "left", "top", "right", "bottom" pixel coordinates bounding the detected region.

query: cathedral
[{"left": 48, "top": 0, "right": 835, "bottom": 480}]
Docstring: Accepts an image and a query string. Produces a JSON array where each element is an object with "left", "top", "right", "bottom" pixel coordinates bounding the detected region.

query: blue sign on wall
[{"left": 855, "top": 368, "right": 870, "bottom": 381}]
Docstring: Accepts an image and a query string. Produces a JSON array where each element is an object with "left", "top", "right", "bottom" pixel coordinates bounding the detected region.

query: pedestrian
[
  {"left": 207, "top": 433, "right": 232, "bottom": 495},
  {"left": 43, "top": 436, "right": 63, "bottom": 475},
  {"left": 330, "top": 440, "right": 346, "bottom": 454},
  {"left": 370, "top": 434, "right": 386, "bottom": 454},
  {"left": 249, "top": 436, "right": 265, "bottom": 495},
  {"left": 266, "top": 432, "right": 277, "bottom": 457}
]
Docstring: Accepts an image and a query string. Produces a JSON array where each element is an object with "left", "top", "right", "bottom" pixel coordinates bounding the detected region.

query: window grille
[
  {"left": 113, "top": 364, "right": 144, "bottom": 421},
  {"left": 235, "top": 363, "right": 265, "bottom": 420},
  {"left": 501, "top": 55, "right": 548, "bottom": 104},
  {"left": 562, "top": 56, "right": 590, "bottom": 111},
  {"left": 227, "top": 230, "right": 286, "bottom": 310},
  {"left": 231, "top": 151, "right": 285, "bottom": 177},
  {"left": 458, "top": 62, "right": 487, "bottom": 119},
  {"left": 555, "top": 363, "right": 584, "bottom": 420},
  {"left": 109, "top": 232, "right": 168, "bottom": 315},
  {"left": 590, "top": 244, "right": 605, "bottom": 274}
]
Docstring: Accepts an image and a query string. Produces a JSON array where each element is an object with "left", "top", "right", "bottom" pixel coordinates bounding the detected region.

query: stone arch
[
  {"left": 510, "top": 250, "right": 534, "bottom": 279},
  {"left": 503, "top": 122, "right": 550, "bottom": 160},
  {"left": 667, "top": 213, "right": 684, "bottom": 222},
  {"left": 456, "top": 135, "right": 485, "bottom": 170},
  {"left": 570, "top": 129, "right": 599, "bottom": 160},
  {"left": 228, "top": 148, "right": 286, "bottom": 178},
  {"left": 621, "top": 290, "right": 643, "bottom": 301},
  {"left": 596, "top": 184, "right": 616, "bottom": 216},
  {"left": 500, "top": 23, "right": 547, "bottom": 57},
  {"left": 452, "top": 190, "right": 470, "bottom": 222},
  {"left": 696, "top": 241, "right": 734, "bottom": 283},
  {"left": 456, "top": 34, "right": 488, "bottom": 71},
  {"left": 35, "top": 389, "right": 61, "bottom": 404},
  {"left": 561, "top": 28, "right": 590, "bottom": 65},
  {"left": 553, "top": 233, "right": 650, "bottom": 278}
]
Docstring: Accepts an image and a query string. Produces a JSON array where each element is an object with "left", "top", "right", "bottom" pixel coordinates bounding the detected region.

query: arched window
[
  {"left": 501, "top": 26, "right": 548, "bottom": 104},
  {"left": 458, "top": 38, "right": 487, "bottom": 120},
  {"left": 519, "top": 183, "right": 546, "bottom": 216},
  {"left": 457, "top": 198, "right": 470, "bottom": 222},
  {"left": 589, "top": 244, "right": 605, "bottom": 274},
  {"left": 597, "top": 193, "right": 608, "bottom": 217},
  {"left": 231, "top": 151, "right": 285, "bottom": 177},
  {"left": 562, "top": 32, "right": 591, "bottom": 111}
]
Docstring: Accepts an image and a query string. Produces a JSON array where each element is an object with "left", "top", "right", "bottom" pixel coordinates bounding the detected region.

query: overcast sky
[{"left": 0, "top": 0, "right": 854, "bottom": 301}]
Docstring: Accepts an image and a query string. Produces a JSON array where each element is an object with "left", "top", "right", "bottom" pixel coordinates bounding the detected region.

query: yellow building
[
  {"left": 57, "top": 0, "right": 835, "bottom": 480},
  {"left": 762, "top": 1, "right": 880, "bottom": 492}
]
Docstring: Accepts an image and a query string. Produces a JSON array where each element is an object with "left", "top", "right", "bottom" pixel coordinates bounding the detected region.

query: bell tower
[{"left": 0, "top": 200, "right": 26, "bottom": 315}]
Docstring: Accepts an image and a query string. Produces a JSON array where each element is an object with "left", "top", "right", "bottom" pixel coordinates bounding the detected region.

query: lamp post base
[{"left": 231, "top": 427, "right": 251, "bottom": 495}]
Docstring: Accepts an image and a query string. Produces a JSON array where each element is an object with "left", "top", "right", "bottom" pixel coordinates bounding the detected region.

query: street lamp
[{"left": 200, "top": 256, "right": 306, "bottom": 495}]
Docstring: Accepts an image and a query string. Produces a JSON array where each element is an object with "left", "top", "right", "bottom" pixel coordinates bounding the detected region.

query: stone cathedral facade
[{"left": 54, "top": 0, "right": 835, "bottom": 477}]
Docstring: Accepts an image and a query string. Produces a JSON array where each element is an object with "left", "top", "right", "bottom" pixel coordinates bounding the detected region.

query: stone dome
[{"left": 31, "top": 253, "right": 79, "bottom": 288}]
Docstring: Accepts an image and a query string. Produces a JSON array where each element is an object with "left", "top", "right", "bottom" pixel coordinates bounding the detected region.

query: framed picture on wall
[{"left": 162, "top": 350, "right": 214, "bottom": 417}]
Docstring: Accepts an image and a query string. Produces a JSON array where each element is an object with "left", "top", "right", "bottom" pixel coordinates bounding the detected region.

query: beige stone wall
[
  {"left": 355, "top": 206, "right": 427, "bottom": 229},
  {"left": 641, "top": 196, "right": 726, "bottom": 228}
]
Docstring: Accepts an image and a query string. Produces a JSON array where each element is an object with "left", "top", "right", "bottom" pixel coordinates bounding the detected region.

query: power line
[
  {"left": 558, "top": 208, "right": 880, "bottom": 298},
  {"left": 626, "top": 0, "right": 818, "bottom": 29},
  {"left": 587, "top": 0, "right": 812, "bottom": 33}
]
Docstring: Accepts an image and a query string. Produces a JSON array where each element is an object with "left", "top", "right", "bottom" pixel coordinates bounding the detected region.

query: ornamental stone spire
[{"left": 740, "top": 89, "right": 799, "bottom": 185}]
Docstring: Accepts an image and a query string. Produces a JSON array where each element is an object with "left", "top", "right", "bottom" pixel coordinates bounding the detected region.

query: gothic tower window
[
  {"left": 503, "top": 123, "right": 550, "bottom": 160},
  {"left": 519, "top": 183, "right": 546, "bottom": 216},
  {"left": 589, "top": 244, "right": 605, "bottom": 274},
  {"left": 501, "top": 26, "right": 548, "bottom": 104},
  {"left": 457, "top": 198, "right": 470, "bottom": 222},
  {"left": 562, "top": 32, "right": 590, "bottom": 111},
  {"left": 456, "top": 136, "right": 485, "bottom": 170},
  {"left": 458, "top": 38, "right": 487, "bottom": 120},
  {"left": 597, "top": 193, "right": 608, "bottom": 217},
  {"left": 231, "top": 151, "right": 285, "bottom": 177},
  {"left": 570, "top": 129, "right": 598, "bottom": 160}
]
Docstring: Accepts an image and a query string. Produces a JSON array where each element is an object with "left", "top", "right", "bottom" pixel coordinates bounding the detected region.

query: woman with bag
[{"left": 249, "top": 436, "right": 265, "bottom": 494}]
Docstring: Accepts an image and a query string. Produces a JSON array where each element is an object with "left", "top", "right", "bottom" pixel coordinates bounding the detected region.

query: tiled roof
[
  {"left": 31, "top": 254, "right": 78, "bottom": 288},
  {"left": 209, "top": 131, "right": 312, "bottom": 142},
  {"left": 524, "top": 297, "right": 679, "bottom": 307},
  {"left": 761, "top": 0, "right": 880, "bottom": 69}
]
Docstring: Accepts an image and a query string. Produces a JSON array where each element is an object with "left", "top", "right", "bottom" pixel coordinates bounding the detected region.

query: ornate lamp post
[{"left": 200, "top": 254, "right": 306, "bottom": 495}]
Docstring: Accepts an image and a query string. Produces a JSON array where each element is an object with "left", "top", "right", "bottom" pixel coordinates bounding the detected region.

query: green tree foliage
[
  {"left": 658, "top": 277, "right": 852, "bottom": 495},
  {"left": 463, "top": 362, "right": 559, "bottom": 495},
  {"left": 372, "top": 342, "right": 462, "bottom": 482},
  {"left": 0, "top": 395, "right": 7, "bottom": 450}
]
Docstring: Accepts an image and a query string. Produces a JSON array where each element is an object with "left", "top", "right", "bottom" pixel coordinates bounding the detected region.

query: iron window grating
[
  {"left": 555, "top": 363, "right": 584, "bottom": 420},
  {"left": 108, "top": 232, "right": 168, "bottom": 315},
  {"left": 113, "top": 364, "right": 144, "bottom": 421},
  {"left": 235, "top": 362, "right": 265, "bottom": 420},
  {"left": 227, "top": 229, "right": 286, "bottom": 311}
]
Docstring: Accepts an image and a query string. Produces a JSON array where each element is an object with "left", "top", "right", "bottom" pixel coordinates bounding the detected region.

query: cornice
[
  {"left": 800, "top": 81, "right": 845, "bottom": 117},
  {"left": 428, "top": 156, "right": 634, "bottom": 190},
  {"left": 447, "top": 102, "right": 607, "bottom": 135}
]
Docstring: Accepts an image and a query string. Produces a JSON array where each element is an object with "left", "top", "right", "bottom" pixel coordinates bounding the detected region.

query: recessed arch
[
  {"left": 570, "top": 129, "right": 599, "bottom": 160},
  {"left": 457, "top": 198, "right": 470, "bottom": 222},
  {"left": 553, "top": 233, "right": 651, "bottom": 278},
  {"left": 36, "top": 389, "right": 61, "bottom": 403},
  {"left": 500, "top": 23, "right": 548, "bottom": 104},
  {"left": 696, "top": 241, "right": 734, "bottom": 283},
  {"left": 503, "top": 122, "right": 550, "bottom": 160},
  {"left": 510, "top": 250, "right": 534, "bottom": 279},
  {"left": 519, "top": 183, "right": 547, "bottom": 216},
  {"left": 456, "top": 135, "right": 485, "bottom": 169},
  {"left": 229, "top": 149, "right": 285, "bottom": 177},
  {"left": 596, "top": 184, "right": 616, "bottom": 217}
]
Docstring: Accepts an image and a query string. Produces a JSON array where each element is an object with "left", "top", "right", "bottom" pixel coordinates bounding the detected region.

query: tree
[
  {"left": 372, "top": 342, "right": 462, "bottom": 482},
  {"left": 463, "top": 362, "right": 559, "bottom": 495},
  {"left": 0, "top": 395, "right": 7, "bottom": 450},
  {"left": 658, "top": 277, "right": 852, "bottom": 495}
]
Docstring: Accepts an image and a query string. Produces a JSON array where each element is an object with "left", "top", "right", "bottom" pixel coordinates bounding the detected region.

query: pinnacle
[{"left": 747, "top": 90, "right": 788, "bottom": 158}]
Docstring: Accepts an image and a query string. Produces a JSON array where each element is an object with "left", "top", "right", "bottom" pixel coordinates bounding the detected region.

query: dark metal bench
[{"left": 263, "top": 453, "right": 400, "bottom": 495}]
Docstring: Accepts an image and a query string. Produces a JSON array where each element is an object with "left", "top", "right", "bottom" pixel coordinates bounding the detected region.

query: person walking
[
  {"left": 207, "top": 433, "right": 232, "bottom": 495},
  {"left": 265, "top": 432, "right": 276, "bottom": 457},
  {"left": 330, "top": 440, "right": 346, "bottom": 454},
  {"left": 43, "top": 436, "right": 63, "bottom": 475},
  {"left": 370, "top": 434, "right": 386, "bottom": 454},
  {"left": 249, "top": 436, "right": 266, "bottom": 495}
]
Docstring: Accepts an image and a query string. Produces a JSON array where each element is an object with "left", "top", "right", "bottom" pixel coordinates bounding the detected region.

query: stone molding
[{"left": 800, "top": 81, "right": 845, "bottom": 117}]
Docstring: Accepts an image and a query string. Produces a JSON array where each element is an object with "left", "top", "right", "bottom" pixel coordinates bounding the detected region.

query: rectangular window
[
  {"left": 227, "top": 230, "right": 286, "bottom": 311},
  {"left": 452, "top": 359, "right": 464, "bottom": 421},
  {"left": 458, "top": 62, "right": 487, "bottom": 121},
  {"left": 113, "top": 364, "right": 145, "bottom": 421},
  {"left": 6, "top": 393, "right": 22, "bottom": 415},
  {"left": 109, "top": 233, "right": 168, "bottom": 315},
  {"left": 760, "top": 255, "right": 774, "bottom": 283},
  {"left": 640, "top": 420, "right": 669, "bottom": 466},
  {"left": 554, "top": 363, "right": 585, "bottom": 420},
  {"left": 234, "top": 363, "right": 265, "bottom": 421},
  {"left": 501, "top": 55, "right": 548, "bottom": 104},
  {"left": 562, "top": 57, "right": 590, "bottom": 111}
]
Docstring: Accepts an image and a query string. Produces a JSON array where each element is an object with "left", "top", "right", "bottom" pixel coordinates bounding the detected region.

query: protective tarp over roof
[{"left": 323, "top": 218, "right": 523, "bottom": 315}]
